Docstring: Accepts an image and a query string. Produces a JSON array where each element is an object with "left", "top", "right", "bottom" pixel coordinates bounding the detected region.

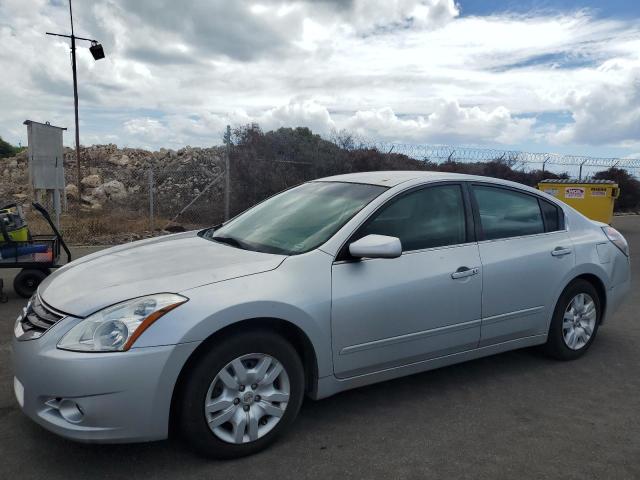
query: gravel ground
[{"left": 0, "top": 218, "right": 639, "bottom": 480}]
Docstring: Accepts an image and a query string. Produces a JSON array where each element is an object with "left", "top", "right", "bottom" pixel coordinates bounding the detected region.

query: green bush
[{"left": 0, "top": 136, "right": 23, "bottom": 159}]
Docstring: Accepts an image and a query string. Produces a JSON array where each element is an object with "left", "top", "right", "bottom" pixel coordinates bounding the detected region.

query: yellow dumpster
[{"left": 538, "top": 179, "right": 619, "bottom": 224}]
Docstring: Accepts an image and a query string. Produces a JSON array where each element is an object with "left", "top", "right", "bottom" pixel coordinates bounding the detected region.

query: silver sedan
[{"left": 12, "top": 171, "right": 631, "bottom": 458}]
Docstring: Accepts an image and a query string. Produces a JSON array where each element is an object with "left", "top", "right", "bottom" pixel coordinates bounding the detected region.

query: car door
[
  {"left": 331, "top": 183, "right": 482, "bottom": 379},
  {"left": 470, "top": 184, "right": 575, "bottom": 347}
]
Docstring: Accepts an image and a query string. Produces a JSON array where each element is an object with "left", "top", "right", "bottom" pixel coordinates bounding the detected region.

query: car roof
[
  {"left": 314, "top": 170, "right": 567, "bottom": 206},
  {"left": 316, "top": 170, "right": 489, "bottom": 187}
]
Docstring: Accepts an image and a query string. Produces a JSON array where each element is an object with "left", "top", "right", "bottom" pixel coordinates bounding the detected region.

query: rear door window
[{"left": 473, "top": 185, "right": 544, "bottom": 240}]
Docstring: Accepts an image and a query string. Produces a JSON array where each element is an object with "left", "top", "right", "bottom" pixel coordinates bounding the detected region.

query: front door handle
[
  {"left": 551, "top": 247, "right": 572, "bottom": 257},
  {"left": 451, "top": 266, "right": 479, "bottom": 279}
]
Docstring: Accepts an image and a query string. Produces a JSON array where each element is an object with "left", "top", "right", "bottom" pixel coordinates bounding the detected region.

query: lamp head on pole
[{"left": 89, "top": 41, "right": 105, "bottom": 60}]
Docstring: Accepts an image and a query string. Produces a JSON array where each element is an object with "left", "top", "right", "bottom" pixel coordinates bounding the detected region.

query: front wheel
[
  {"left": 544, "top": 279, "right": 601, "bottom": 360},
  {"left": 178, "top": 330, "right": 305, "bottom": 459}
]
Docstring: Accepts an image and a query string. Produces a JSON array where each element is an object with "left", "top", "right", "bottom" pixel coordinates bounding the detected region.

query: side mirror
[{"left": 349, "top": 234, "right": 402, "bottom": 259}]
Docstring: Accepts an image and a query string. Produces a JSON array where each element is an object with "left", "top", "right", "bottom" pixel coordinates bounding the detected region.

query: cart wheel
[{"left": 14, "top": 269, "right": 49, "bottom": 298}]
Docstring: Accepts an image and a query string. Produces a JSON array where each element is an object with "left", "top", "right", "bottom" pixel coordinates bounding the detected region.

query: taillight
[{"left": 602, "top": 226, "right": 629, "bottom": 257}]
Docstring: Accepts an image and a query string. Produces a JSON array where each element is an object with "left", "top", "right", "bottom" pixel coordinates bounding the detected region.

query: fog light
[
  {"left": 46, "top": 398, "right": 85, "bottom": 424},
  {"left": 59, "top": 399, "right": 84, "bottom": 423}
]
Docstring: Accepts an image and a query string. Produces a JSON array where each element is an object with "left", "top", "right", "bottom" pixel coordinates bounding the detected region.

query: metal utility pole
[
  {"left": 70, "top": 7, "right": 81, "bottom": 203},
  {"left": 224, "top": 125, "right": 231, "bottom": 221},
  {"left": 579, "top": 160, "right": 587, "bottom": 181},
  {"left": 148, "top": 169, "right": 155, "bottom": 231},
  {"left": 46, "top": 0, "right": 105, "bottom": 205}
]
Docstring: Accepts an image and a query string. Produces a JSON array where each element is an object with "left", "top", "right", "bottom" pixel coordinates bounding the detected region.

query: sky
[{"left": 1, "top": 0, "right": 639, "bottom": 159}]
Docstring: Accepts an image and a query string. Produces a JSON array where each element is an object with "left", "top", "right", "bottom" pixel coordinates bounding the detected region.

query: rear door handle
[
  {"left": 451, "top": 266, "right": 479, "bottom": 279},
  {"left": 551, "top": 247, "right": 572, "bottom": 257}
]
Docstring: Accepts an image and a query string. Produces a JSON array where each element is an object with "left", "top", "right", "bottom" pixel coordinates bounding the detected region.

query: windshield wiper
[
  {"left": 200, "top": 224, "right": 222, "bottom": 239},
  {"left": 211, "top": 235, "right": 249, "bottom": 250}
]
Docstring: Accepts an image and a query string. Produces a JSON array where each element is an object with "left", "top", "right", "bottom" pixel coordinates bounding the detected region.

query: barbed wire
[{"left": 353, "top": 141, "right": 640, "bottom": 170}]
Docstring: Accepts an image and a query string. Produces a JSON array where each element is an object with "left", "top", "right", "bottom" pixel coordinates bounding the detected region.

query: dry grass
[{"left": 25, "top": 211, "right": 170, "bottom": 245}]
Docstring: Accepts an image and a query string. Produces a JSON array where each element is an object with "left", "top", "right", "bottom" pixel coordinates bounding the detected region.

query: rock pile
[{"left": 0, "top": 144, "right": 225, "bottom": 215}]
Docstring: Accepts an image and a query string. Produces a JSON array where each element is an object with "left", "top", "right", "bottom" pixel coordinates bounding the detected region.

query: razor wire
[{"left": 352, "top": 141, "right": 640, "bottom": 170}]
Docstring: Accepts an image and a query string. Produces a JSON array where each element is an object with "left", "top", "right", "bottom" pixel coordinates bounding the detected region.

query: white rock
[
  {"left": 108, "top": 154, "right": 130, "bottom": 166},
  {"left": 81, "top": 174, "right": 102, "bottom": 188},
  {"left": 81, "top": 195, "right": 102, "bottom": 210},
  {"left": 65, "top": 184, "right": 79, "bottom": 199},
  {"left": 101, "top": 180, "right": 127, "bottom": 200},
  {"left": 90, "top": 186, "right": 107, "bottom": 201}
]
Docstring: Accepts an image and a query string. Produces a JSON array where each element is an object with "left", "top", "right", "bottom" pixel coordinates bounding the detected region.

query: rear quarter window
[{"left": 539, "top": 198, "right": 563, "bottom": 232}]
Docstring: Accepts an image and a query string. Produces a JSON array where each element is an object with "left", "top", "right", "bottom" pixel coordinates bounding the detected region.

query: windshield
[{"left": 205, "top": 181, "right": 386, "bottom": 255}]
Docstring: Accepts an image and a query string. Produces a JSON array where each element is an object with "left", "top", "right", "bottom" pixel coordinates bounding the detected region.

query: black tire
[
  {"left": 543, "top": 279, "right": 601, "bottom": 360},
  {"left": 178, "top": 329, "right": 305, "bottom": 459},
  {"left": 13, "top": 268, "right": 48, "bottom": 298}
]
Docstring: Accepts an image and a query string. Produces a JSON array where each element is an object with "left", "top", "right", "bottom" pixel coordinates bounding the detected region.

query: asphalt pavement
[{"left": 1, "top": 219, "right": 639, "bottom": 479}]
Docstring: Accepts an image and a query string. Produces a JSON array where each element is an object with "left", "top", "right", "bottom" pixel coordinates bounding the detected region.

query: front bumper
[{"left": 12, "top": 317, "right": 200, "bottom": 443}]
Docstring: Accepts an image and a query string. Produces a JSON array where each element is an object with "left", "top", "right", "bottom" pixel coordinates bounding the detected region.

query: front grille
[{"left": 17, "top": 294, "right": 64, "bottom": 340}]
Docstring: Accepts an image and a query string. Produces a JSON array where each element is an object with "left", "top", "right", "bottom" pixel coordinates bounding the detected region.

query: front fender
[{"left": 132, "top": 250, "right": 334, "bottom": 378}]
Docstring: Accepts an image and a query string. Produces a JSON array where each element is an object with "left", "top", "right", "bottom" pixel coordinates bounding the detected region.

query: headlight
[{"left": 57, "top": 293, "right": 187, "bottom": 352}]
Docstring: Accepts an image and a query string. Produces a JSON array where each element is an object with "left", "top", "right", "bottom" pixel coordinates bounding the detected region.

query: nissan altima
[{"left": 12, "top": 171, "right": 630, "bottom": 458}]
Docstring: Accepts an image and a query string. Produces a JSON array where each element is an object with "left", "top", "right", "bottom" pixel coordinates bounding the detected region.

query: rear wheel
[
  {"left": 178, "top": 330, "right": 305, "bottom": 459},
  {"left": 13, "top": 268, "right": 49, "bottom": 298},
  {"left": 544, "top": 279, "right": 601, "bottom": 360}
]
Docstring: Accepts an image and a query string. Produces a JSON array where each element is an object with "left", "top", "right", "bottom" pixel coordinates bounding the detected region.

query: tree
[
  {"left": 593, "top": 167, "right": 640, "bottom": 211},
  {"left": 0, "top": 136, "right": 18, "bottom": 158}
]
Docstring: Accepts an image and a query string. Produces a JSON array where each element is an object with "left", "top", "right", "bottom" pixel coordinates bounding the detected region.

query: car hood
[{"left": 39, "top": 231, "right": 286, "bottom": 317}]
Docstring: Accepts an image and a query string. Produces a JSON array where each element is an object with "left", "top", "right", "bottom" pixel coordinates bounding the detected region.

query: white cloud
[
  {"left": 0, "top": 0, "right": 639, "bottom": 155},
  {"left": 332, "top": 0, "right": 459, "bottom": 33},
  {"left": 123, "top": 118, "right": 169, "bottom": 142},
  {"left": 255, "top": 99, "right": 336, "bottom": 134},
  {"left": 551, "top": 61, "right": 640, "bottom": 146},
  {"left": 342, "top": 100, "right": 534, "bottom": 144},
  {"left": 147, "top": 98, "right": 532, "bottom": 146}
]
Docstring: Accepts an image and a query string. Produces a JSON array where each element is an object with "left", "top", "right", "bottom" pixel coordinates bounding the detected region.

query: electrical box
[{"left": 23, "top": 120, "right": 66, "bottom": 190}]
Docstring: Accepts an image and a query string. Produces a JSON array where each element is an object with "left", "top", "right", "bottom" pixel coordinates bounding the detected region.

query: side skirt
[{"left": 311, "top": 334, "right": 548, "bottom": 400}]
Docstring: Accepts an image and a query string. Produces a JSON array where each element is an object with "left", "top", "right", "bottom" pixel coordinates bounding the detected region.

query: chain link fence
[{"left": 2, "top": 131, "right": 639, "bottom": 245}]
